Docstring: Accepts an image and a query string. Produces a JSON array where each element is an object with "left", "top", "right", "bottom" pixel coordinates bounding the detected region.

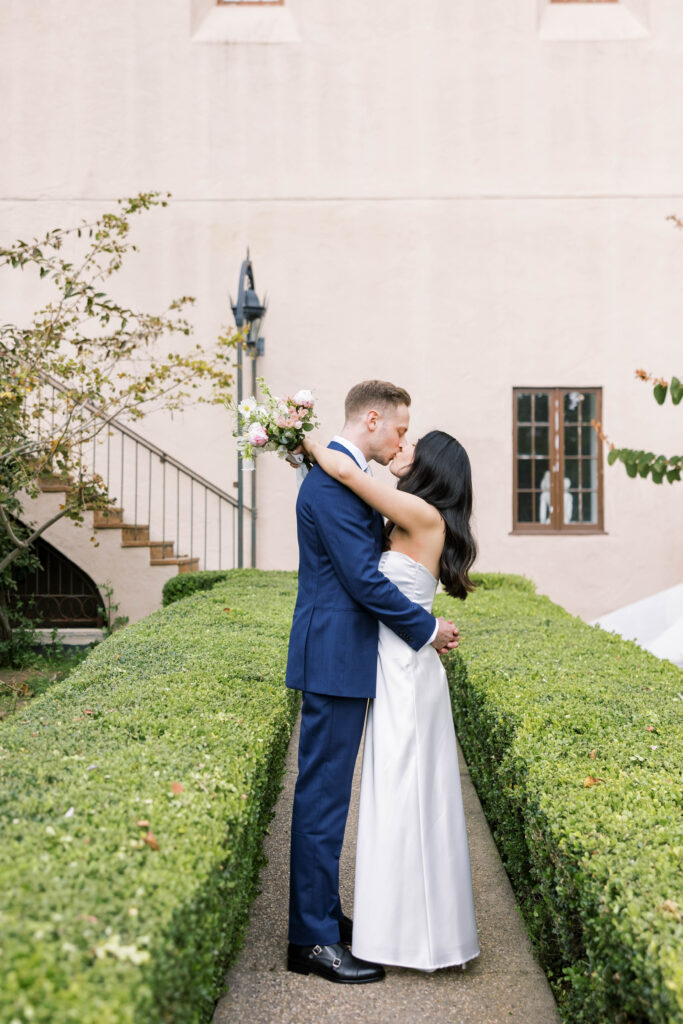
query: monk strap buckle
[
  {"left": 311, "top": 945, "right": 323, "bottom": 956},
  {"left": 332, "top": 956, "right": 342, "bottom": 968}
]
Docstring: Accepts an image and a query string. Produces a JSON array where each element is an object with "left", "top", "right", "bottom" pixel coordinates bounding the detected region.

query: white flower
[
  {"left": 248, "top": 422, "right": 269, "bottom": 447},
  {"left": 293, "top": 389, "right": 314, "bottom": 407},
  {"left": 238, "top": 396, "right": 258, "bottom": 417}
]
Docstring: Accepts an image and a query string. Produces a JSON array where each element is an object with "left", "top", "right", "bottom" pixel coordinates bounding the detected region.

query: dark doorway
[{"left": 10, "top": 535, "right": 105, "bottom": 629}]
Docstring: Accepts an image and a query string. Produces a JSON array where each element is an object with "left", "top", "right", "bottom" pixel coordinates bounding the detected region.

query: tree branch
[
  {"left": 0, "top": 503, "right": 72, "bottom": 575},
  {"left": 0, "top": 503, "right": 30, "bottom": 549}
]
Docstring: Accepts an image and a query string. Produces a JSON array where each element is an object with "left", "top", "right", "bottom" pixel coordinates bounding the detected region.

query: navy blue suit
[{"left": 286, "top": 442, "right": 436, "bottom": 945}]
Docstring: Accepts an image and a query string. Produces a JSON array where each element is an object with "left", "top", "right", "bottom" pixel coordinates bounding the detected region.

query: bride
[{"left": 302, "top": 429, "right": 480, "bottom": 972}]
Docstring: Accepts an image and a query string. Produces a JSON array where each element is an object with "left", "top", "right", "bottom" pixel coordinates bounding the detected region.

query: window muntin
[{"left": 513, "top": 388, "right": 603, "bottom": 533}]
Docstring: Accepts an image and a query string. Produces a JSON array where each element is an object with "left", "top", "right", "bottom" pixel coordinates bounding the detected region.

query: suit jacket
[{"left": 285, "top": 441, "right": 437, "bottom": 698}]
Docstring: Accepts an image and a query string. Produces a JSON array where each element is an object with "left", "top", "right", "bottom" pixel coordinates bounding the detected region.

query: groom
[{"left": 285, "top": 380, "right": 460, "bottom": 984}]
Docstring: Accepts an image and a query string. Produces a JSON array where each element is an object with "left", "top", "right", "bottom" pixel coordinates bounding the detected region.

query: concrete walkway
[{"left": 213, "top": 717, "right": 562, "bottom": 1024}]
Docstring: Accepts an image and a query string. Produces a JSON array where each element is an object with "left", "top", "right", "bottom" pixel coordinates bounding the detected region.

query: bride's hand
[
  {"left": 284, "top": 443, "right": 304, "bottom": 467},
  {"left": 301, "top": 436, "right": 317, "bottom": 461},
  {"left": 284, "top": 441, "right": 316, "bottom": 468}
]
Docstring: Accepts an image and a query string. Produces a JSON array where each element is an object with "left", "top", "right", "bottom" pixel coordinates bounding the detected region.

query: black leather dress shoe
[
  {"left": 287, "top": 942, "right": 385, "bottom": 984},
  {"left": 339, "top": 914, "right": 353, "bottom": 945}
]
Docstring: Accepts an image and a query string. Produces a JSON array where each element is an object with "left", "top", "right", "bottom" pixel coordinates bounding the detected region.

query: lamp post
[{"left": 231, "top": 251, "right": 266, "bottom": 569}]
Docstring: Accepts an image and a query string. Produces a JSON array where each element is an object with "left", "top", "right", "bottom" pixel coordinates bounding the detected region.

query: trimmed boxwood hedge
[
  {"left": 0, "top": 570, "right": 299, "bottom": 1024},
  {"left": 436, "top": 580, "right": 683, "bottom": 1024},
  {"left": 162, "top": 571, "right": 231, "bottom": 607},
  {"left": 2, "top": 568, "right": 681, "bottom": 1023}
]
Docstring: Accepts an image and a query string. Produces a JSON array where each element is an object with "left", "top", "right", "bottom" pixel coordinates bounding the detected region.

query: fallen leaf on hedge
[
  {"left": 223, "top": 607, "right": 231, "bottom": 612},
  {"left": 83, "top": 709, "right": 94, "bottom": 716},
  {"left": 589, "top": 749, "right": 597, "bottom": 759},
  {"left": 645, "top": 726, "right": 655, "bottom": 732},
  {"left": 657, "top": 900, "right": 682, "bottom": 920},
  {"left": 93, "top": 934, "right": 150, "bottom": 965},
  {"left": 171, "top": 782, "right": 184, "bottom": 795},
  {"left": 143, "top": 830, "right": 159, "bottom": 850},
  {"left": 136, "top": 819, "right": 150, "bottom": 828},
  {"left": 583, "top": 776, "right": 604, "bottom": 787}
]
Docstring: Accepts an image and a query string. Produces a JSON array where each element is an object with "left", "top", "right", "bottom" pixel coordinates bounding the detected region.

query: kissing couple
[{"left": 285, "top": 380, "right": 481, "bottom": 984}]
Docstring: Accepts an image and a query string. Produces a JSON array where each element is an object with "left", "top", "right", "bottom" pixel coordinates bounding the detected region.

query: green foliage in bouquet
[
  {"left": 438, "top": 583, "right": 682, "bottom": 1024},
  {"left": 232, "top": 378, "right": 318, "bottom": 468}
]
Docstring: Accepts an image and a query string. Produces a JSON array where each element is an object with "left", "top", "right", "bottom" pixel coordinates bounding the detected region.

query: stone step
[
  {"left": 93, "top": 509, "right": 125, "bottom": 528},
  {"left": 121, "top": 525, "right": 150, "bottom": 545},
  {"left": 150, "top": 556, "right": 199, "bottom": 573},
  {"left": 149, "top": 541, "right": 175, "bottom": 560},
  {"left": 38, "top": 474, "right": 73, "bottom": 493}
]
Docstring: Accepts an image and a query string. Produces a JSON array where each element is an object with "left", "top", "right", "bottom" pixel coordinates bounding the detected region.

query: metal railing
[{"left": 27, "top": 377, "right": 254, "bottom": 571}]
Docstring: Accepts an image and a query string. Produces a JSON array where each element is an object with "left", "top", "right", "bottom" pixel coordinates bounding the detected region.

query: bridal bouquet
[{"left": 234, "top": 378, "right": 319, "bottom": 470}]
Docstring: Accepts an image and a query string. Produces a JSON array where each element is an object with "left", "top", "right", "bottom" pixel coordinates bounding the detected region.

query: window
[{"left": 513, "top": 388, "right": 604, "bottom": 534}]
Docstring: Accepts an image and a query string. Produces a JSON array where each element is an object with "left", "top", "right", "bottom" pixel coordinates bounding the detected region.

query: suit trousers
[{"left": 288, "top": 691, "right": 368, "bottom": 945}]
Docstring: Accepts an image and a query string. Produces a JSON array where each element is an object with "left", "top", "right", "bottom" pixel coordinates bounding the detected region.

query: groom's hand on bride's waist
[{"left": 431, "top": 617, "right": 460, "bottom": 656}]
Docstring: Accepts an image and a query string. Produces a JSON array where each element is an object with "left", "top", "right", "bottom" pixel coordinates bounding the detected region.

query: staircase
[
  {"left": 92, "top": 508, "right": 199, "bottom": 574},
  {"left": 17, "top": 401, "right": 254, "bottom": 629},
  {"left": 37, "top": 474, "right": 201, "bottom": 575}
]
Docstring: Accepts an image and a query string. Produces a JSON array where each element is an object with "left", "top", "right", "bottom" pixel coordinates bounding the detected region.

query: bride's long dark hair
[{"left": 383, "top": 430, "right": 477, "bottom": 600}]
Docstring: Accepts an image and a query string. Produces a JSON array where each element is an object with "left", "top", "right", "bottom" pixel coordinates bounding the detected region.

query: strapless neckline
[{"left": 380, "top": 548, "right": 438, "bottom": 584}]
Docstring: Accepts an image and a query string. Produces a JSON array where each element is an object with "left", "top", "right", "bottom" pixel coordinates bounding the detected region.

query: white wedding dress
[{"left": 352, "top": 550, "right": 480, "bottom": 971}]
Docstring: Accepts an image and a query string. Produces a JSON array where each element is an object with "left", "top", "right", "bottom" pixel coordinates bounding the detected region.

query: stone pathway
[{"left": 213, "top": 716, "right": 562, "bottom": 1024}]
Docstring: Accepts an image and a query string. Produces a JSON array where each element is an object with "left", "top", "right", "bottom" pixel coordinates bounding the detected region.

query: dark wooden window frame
[{"left": 512, "top": 386, "right": 605, "bottom": 535}]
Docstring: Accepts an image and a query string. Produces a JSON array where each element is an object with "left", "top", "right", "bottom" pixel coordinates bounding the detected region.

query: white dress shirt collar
[{"left": 332, "top": 435, "right": 370, "bottom": 473}]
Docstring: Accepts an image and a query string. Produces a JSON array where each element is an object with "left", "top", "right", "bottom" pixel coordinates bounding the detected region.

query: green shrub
[
  {"left": 0, "top": 570, "right": 299, "bottom": 1024},
  {"left": 469, "top": 571, "right": 536, "bottom": 592},
  {"left": 436, "top": 583, "right": 683, "bottom": 1024},
  {"left": 162, "top": 570, "right": 231, "bottom": 607},
  {"left": 4, "top": 569, "right": 680, "bottom": 1024}
]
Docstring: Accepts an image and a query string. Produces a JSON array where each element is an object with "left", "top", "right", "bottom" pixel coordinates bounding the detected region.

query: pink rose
[{"left": 248, "top": 422, "right": 269, "bottom": 447}]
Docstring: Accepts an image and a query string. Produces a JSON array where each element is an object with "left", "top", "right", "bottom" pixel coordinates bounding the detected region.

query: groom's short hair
[{"left": 344, "top": 380, "right": 411, "bottom": 419}]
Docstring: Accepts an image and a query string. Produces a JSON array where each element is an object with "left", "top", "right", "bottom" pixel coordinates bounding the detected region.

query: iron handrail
[{"left": 38, "top": 371, "right": 244, "bottom": 511}]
